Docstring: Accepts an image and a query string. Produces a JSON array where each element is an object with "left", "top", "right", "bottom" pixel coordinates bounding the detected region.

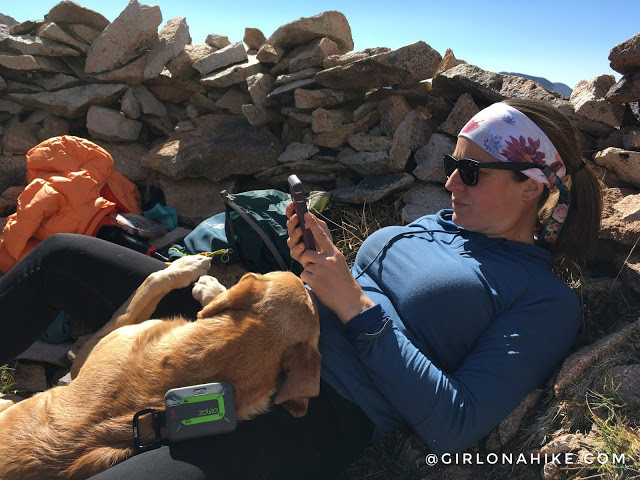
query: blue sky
[{"left": 3, "top": 1, "right": 637, "bottom": 89}]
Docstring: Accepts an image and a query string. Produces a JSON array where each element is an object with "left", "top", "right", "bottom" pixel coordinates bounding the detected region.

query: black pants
[{"left": 0, "top": 233, "right": 374, "bottom": 479}]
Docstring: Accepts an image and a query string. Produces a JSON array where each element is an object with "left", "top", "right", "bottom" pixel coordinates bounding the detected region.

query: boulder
[
  {"left": 89, "top": 53, "right": 147, "bottom": 84},
  {"left": 62, "top": 23, "right": 103, "bottom": 44},
  {"left": 7, "top": 83, "right": 127, "bottom": 118},
  {"left": 0, "top": 185, "right": 22, "bottom": 216},
  {"left": 205, "top": 33, "right": 230, "bottom": 49},
  {"left": 280, "top": 107, "right": 311, "bottom": 124},
  {"left": 347, "top": 133, "right": 392, "bottom": 152},
  {"left": 316, "top": 41, "right": 442, "bottom": 90},
  {"left": 0, "top": 99, "right": 23, "bottom": 115},
  {"left": 93, "top": 140, "right": 149, "bottom": 183},
  {"left": 86, "top": 105, "right": 142, "bottom": 142},
  {"left": 215, "top": 88, "right": 251, "bottom": 114},
  {"left": 131, "top": 85, "right": 167, "bottom": 117},
  {"left": 265, "top": 11, "right": 353, "bottom": 53},
  {"left": 32, "top": 73, "right": 81, "bottom": 91},
  {"left": 599, "top": 187, "right": 640, "bottom": 246},
  {"left": 120, "top": 88, "right": 141, "bottom": 118},
  {"left": 593, "top": 148, "right": 640, "bottom": 189},
  {"left": 604, "top": 365, "right": 640, "bottom": 405},
  {"left": 8, "top": 20, "right": 43, "bottom": 36},
  {"left": 84, "top": 0, "right": 162, "bottom": 74},
  {"left": 433, "top": 48, "right": 466, "bottom": 76},
  {"left": 39, "top": 115, "right": 69, "bottom": 141},
  {"left": 605, "top": 71, "right": 640, "bottom": 105},
  {"left": 256, "top": 44, "right": 284, "bottom": 64},
  {"left": 35, "top": 22, "right": 89, "bottom": 54},
  {"left": 45, "top": 1, "right": 109, "bottom": 30},
  {"left": 623, "top": 130, "right": 640, "bottom": 150},
  {"left": 413, "top": 132, "right": 457, "bottom": 184},
  {"left": 142, "top": 114, "right": 281, "bottom": 182},
  {"left": 0, "top": 155, "right": 27, "bottom": 193},
  {"left": 355, "top": 173, "right": 415, "bottom": 203},
  {"left": 267, "top": 77, "right": 316, "bottom": 98},
  {"left": 441, "top": 93, "right": 479, "bottom": 136},
  {"left": 0, "top": 30, "right": 81, "bottom": 57},
  {"left": 278, "top": 142, "right": 319, "bottom": 163},
  {"left": 337, "top": 148, "right": 390, "bottom": 176},
  {"left": 247, "top": 73, "right": 274, "bottom": 106},
  {"left": 378, "top": 95, "right": 411, "bottom": 137},
  {"left": 313, "top": 110, "right": 379, "bottom": 148},
  {"left": 311, "top": 108, "right": 351, "bottom": 133},
  {"left": 193, "top": 41, "right": 247, "bottom": 75},
  {"left": 243, "top": 27, "right": 266, "bottom": 51},
  {"left": 144, "top": 17, "right": 191, "bottom": 80},
  {"left": 294, "top": 88, "right": 361, "bottom": 109},
  {"left": 0, "top": 13, "right": 18, "bottom": 27},
  {"left": 609, "top": 32, "right": 640, "bottom": 75},
  {"left": 200, "top": 55, "right": 261, "bottom": 88},
  {"left": 14, "top": 363, "right": 47, "bottom": 393},
  {"left": 3, "top": 80, "right": 43, "bottom": 94},
  {"left": 241, "top": 104, "right": 282, "bottom": 127},
  {"left": 0, "top": 54, "right": 71, "bottom": 73},
  {"left": 323, "top": 47, "right": 391, "bottom": 69},
  {"left": 288, "top": 37, "right": 340, "bottom": 72},
  {"left": 389, "top": 110, "right": 433, "bottom": 171},
  {"left": 570, "top": 75, "right": 625, "bottom": 128},
  {"left": 167, "top": 43, "right": 217, "bottom": 79},
  {"left": 402, "top": 182, "right": 452, "bottom": 222},
  {"left": 2, "top": 121, "right": 41, "bottom": 155},
  {"left": 17, "top": 340, "right": 73, "bottom": 367},
  {"left": 274, "top": 67, "right": 321, "bottom": 86}
]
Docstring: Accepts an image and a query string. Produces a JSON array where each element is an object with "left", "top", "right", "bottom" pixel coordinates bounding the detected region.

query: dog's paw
[
  {"left": 163, "top": 255, "right": 212, "bottom": 288},
  {"left": 192, "top": 275, "right": 227, "bottom": 307}
]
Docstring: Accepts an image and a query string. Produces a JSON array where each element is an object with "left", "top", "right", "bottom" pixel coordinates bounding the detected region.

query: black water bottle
[{"left": 97, "top": 227, "right": 169, "bottom": 262}]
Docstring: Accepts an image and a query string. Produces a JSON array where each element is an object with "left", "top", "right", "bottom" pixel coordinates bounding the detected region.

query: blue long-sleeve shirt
[{"left": 317, "top": 210, "right": 580, "bottom": 454}]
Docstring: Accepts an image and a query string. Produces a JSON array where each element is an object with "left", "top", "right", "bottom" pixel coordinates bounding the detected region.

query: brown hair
[{"left": 503, "top": 98, "right": 602, "bottom": 261}]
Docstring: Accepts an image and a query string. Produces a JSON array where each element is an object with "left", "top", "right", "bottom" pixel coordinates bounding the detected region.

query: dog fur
[{"left": 0, "top": 255, "right": 320, "bottom": 479}]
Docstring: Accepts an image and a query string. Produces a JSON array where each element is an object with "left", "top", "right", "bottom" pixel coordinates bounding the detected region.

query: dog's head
[{"left": 197, "top": 271, "right": 321, "bottom": 417}]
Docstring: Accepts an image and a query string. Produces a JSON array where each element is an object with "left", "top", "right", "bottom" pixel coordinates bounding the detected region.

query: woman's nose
[{"left": 445, "top": 168, "right": 465, "bottom": 192}]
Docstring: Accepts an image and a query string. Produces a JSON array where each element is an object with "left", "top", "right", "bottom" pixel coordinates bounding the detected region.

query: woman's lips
[{"left": 452, "top": 199, "right": 467, "bottom": 208}]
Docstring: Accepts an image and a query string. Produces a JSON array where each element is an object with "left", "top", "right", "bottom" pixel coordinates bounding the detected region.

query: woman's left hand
[{"left": 296, "top": 212, "right": 374, "bottom": 324}]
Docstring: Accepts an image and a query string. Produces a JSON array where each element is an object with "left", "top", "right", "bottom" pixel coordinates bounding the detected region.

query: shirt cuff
[{"left": 344, "top": 303, "right": 388, "bottom": 341}]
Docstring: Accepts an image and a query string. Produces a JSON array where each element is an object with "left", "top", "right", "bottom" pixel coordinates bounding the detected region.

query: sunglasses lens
[
  {"left": 443, "top": 156, "right": 477, "bottom": 186},
  {"left": 443, "top": 155, "right": 456, "bottom": 177}
]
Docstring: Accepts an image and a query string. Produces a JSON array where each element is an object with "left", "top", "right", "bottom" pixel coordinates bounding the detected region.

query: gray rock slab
[
  {"left": 593, "top": 148, "right": 640, "bottom": 189},
  {"left": 347, "top": 133, "right": 392, "bottom": 152},
  {"left": 274, "top": 67, "right": 321, "bottom": 86},
  {"left": 337, "top": 148, "right": 390, "bottom": 176},
  {"left": 378, "top": 95, "right": 411, "bottom": 137},
  {"left": 323, "top": 47, "right": 391, "bottom": 69},
  {"left": 167, "top": 43, "right": 216, "bottom": 79},
  {"left": 215, "top": 88, "right": 251, "bottom": 114},
  {"left": 413, "top": 132, "right": 457, "bottom": 184},
  {"left": 87, "top": 105, "right": 142, "bottom": 142},
  {"left": 293, "top": 87, "right": 361, "bottom": 109},
  {"left": 289, "top": 37, "right": 340, "bottom": 72},
  {"left": 441, "top": 93, "right": 479, "bottom": 136},
  {"left": 14, "top": 363, "right": 47, "bottom": 393},
  {"left": 144, "top": 16, "right": 191, "bottom": 80},
  {"left": 33, "top": 72, "right": 81, "bottom": 91},
  {"left": 36, "top": 22, "right": 89, "bottom": 54},
  {"left": 278, "top": 142, "right": 319, "bottom": 163},
  {"left": 17, "top": 340, "right": 73, "bottom": 367},
  {"left": 0, "top": 99, "right": 23, "bottom": 114},
  {"left": 609, "top": 32, "right": 640, "bottom": 75},
  {"left": 193, "top": 41, "right": 247, "bottom": 75},
  {"left": 600, "top": 187, "right": 640, "bottom": 246},
  {"left": 606, "top": 71, "right": 640, "bottom": 105},
  {"left": 402, "top": 181, "right": 451, "bottom": 222},
  {"left": 143, "top": 114, "right": 281, "bottom": 182},
  {"left": 0, "top": 54, "right": 72, "bottom": 73},
  {"left": 389, "top": 110, "right": 433, "bottom": 172},
  {"left": 314, "top": 110, "right": 379, "bottom": 149},
  {"left": 256, "top": 44, "right": 284, "bottom": 63},
  {"left": 85, "top": 0, "right": 162, "bottom": 74},
  {"left": 570, "top": 75, "right": 625, "bottom": 128},
  {"left": 623, "top": 130, "right": 640, "bottom": 150},
  {"left": 93, "top": 140, "right": 149, "bottom": 183},
  {"left": 89, "top": 53, "right": 147, "bottom": 84},
  {"left": 8, "top": 83, "right": 127, "bottom": 118},
  {"left": 38, "top": 115, "right": 69, "bottom": 141},
  {"left": 200, "top": 55, "right": 261, "bottom": 88},
  {"left": 243, "top": 27, "right": 265, "bottom": 51},
  {"left": 46, "top": 1, "right": 110, "bottom": 30},
  {"left": 0, "top": 155, "right": 28, "bottom": 193},
  {"left": 316, "top": 41, "right": 442, "bottom": 90},
  {"left": 355, "top": 173, "right": 415, "bottom": 203},
  {"left": 2, "top": 121, "right": 40, "bottom": 155},
  {"left": 265, "top": 11, "right": 353, "bottom": 53},
  {"left": 241, "top": 104, "right": 282, "bottom": 127},
  {"left": 131, "top": 84, "right": 167, "bottom": 116},
  {"left": 205, "top": 33, "right": 230, "bottom": 49},
  {"left": 120, "top": 88, "right": 141, "bottom": 118},
  {"left": 267, "top": 77, "right": 316, "bottom": 98},
  {"left": 247, "top": 72, "right": 274, "bottom": 106},
  {"left": 62, "top": 23, "right": 103, "bottom": 44},
  {"left": 0, "top": 30, "right": 81, "bottom": 56}
]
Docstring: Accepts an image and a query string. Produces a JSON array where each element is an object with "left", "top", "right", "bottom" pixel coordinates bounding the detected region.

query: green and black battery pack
[{"left": 164, "top": 382, "right": 237, "bottom": 442}]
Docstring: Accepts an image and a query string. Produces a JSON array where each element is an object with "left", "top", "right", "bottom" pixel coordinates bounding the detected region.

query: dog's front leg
[{"left": 71, "top": 255, "right": 212, "bottom": 377}]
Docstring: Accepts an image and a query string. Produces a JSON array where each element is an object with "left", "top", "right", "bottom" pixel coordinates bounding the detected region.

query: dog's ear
[
  {"left": 197, "top": 273, "right": 260, "bottom": 319},
  {"left": 273, "top": 342, "right": 321, "bottom": 417}
]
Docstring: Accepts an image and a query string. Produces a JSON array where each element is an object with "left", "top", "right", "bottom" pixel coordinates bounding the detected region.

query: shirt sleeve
[{"left": 345, "top": 293, "right": 580, "bottom": 454}]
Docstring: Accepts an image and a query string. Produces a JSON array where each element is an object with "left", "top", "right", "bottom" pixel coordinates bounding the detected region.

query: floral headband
[{"left": 458, "top": 102, "right": 569, "bottom": 246}]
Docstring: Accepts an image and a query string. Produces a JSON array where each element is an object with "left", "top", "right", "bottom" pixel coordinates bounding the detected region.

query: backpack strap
[{"left": 221, "top": 191, "right": 288, "bottom": 271}]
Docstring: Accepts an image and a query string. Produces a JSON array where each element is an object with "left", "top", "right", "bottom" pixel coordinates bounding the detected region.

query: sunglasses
[{"left": 443, "top": 154, "right": 545, "bottom": 187}]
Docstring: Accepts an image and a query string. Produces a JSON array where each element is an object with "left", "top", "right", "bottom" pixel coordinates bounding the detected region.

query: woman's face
[{"left": 445, "top": 137, "right": 542, "bottom": 243}]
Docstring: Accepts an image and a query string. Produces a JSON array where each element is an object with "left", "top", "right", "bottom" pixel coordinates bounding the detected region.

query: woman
[{"left": 0, "top": 98, "right": 601, "bottom": 479}]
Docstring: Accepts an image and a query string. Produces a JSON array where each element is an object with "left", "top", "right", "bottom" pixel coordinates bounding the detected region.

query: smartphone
[{"left": 288, "top": 174, "right": 316, "bottom": 251}]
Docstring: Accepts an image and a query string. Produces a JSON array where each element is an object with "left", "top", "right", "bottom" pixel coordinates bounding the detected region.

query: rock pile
[{"left": 0, "top": 2, "right": 639, "bottom": 284}]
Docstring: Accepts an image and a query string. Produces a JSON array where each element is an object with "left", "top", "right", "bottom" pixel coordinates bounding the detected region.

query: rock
[
  {"left": 0, "top": 186, "right": 22, "bottom": 216},
  {"left": 17, "top": 340, "right": 73, "bottom": 367},
  {"left": 215, "top": 88, "right": 251, "bottom": 114},
  {"left": 8, "top": 83, "right": 127, "bottom": 118},
  {"left": 288, "top": 37, "right": 340, "bottom": 72},
  {"left": 89, "top": 53, "right": 147, "bottom": 84},
  {"left": 274, "top": 67, "right": 321, "bottom": 86},
  {"left": 32, "top": 73, "right": 81, "bottom": 91},
  {"left": 200, "top": 55, "right": 261, "bottom": 88},
  {"left": 256, "top": 44, "right": 285, "bottom": 64},
  {"left": 93, "top": 140, "right": 149, "bottom": 183},
  {"left": 167, "top": 43, "right": 217, "bottom": 79},
  {"left": 413, "top": 132, "right": 457, "bottom": 184},
  {"left": 311, "top": 108, "right": 351, "bottom": 133},
  {"left": 187, "top": 92, "right": 220, "bottom": 116},
  {"left": 280, "top": 107, "right": 311, "bottom": 124},
  {"left": 314, "top": 110, "right": 379, "bottom": 148},
  {"left": 84, "top": 0, "right": 162, "bottom": 74},
  {"left": 278, "top": 142, "right": 320, "bottom": 163},
  {"left": 143, "top": 114, "right": 281, "bottom": 182},
  {"left": 623, "top": 130, "right": 640, "bottom": 150},
  {"left": 267, "top": 77, "right": 316, "bottom": 99},
  {"left": 441, "top": 93, "right": 479, "bottom": 136},
  {"left": 152, "top": 174, "right": 236, "bottom": 227},
  {"left": 599, "top": 187, "right": 640, "bottom": 246},
  {"left": 144, "top": 17, "right": 191, "bottom": 80},
  {"left": 86, "top": 105, "right": 142, "bottom": 142},
  {"left": 605, "top": 71, "right": 640, "bottom": 105},
  {"left": 36, "top": 22, "right": 89, "bottom": 54},
  {"left": 256, "top": 156, "right": 347, "bottom": 187},
  {"left": 120, "top": 88, "right": 141, "bottom": 119},
  {"left": 243, "top": 27, "right": 265, "bottom": 51},
  {"left": 0, "top": 74, "right": 4, "bottom": 90},
  {"left": 205, "top": 33, "right": 230, "bottom": 49},
  {"left": 555, "top": 318, "right": 640, "bottom": 397},
  {"left": 609, "top": 32, "right": 640, "bottom": 75},
  {"left": 402, "top": 182, "right": 451, "bottom": 222},
  {"left": 3, "top": 80, "right": 44, "bottom": 94},
  {"left": 57, "top": 372, "right": 72, "bottom": 386},
  {"left": 131, "top": 85, "right": 167, "bottom": 117},
  {"left": 604, "top": 365, "right": 640, "bottom": 405},
  {"left": 389, "top": 110, "right": 433, "bottom": 172},
  {"left": 378, "top": 95, "right": 411, "bottom": 137},
  {"left": 337, "top": 148, "right": 389, "bottom": 176},
  {"left": 39, "top": 115, "right": 69, "bottom": 141},
  {"left": 434, "top": 48, "right": 466, "bottom": 76},
  {"left": 355, "top": 173, "right": 415, "bottom": 203},
  {"left": 323, "top": 47, "right": 391, "bottom": 69},
  {"left": 45, "top": 1, "right": 109, "bottom": 30},
  {"left": 62, "top": 23, "right": 103, "bottom": 45},
  {"left": 8, "top": 20, "right": 43, "bottom": 36},
  {"left": 551, "top": 97, "right": 615, "bottom": 138},
  {"left": 265, "top": 11, "right": 353, "bottom": 53},
  {"left": 0, "top": 155, "right": 27, "bottom": 192},
  {"left": 241, "top": 104, "right": 282, "bottom": 127},
  {"left": 14, "top": 363, "right": 47, "bottom": 393},
  {"left": 347, "top": 133, "right": 392, "bottom": 153},
  {"left": 0, "top": 30, "right": 81, "bottom": 57},
  {"left": 2, "top": 121, "right": 40, "bottom": 155},
  {"left": 570, "top": 75, "right": 625, "bottom": 128},
  {"left": 294, "top": 88, "right": 361, "bottom": 109},
  {"left": 541, "top": 433, "right": 585, "bottom": 456},
  {"left": 193, "top": 41, "right": 247, "bottom": 75},
  {"left": 247, "top": 73, "right": 274, "bottom": 106},
  {"left": 496, "top": 389, "right": 544, "bottom": 447},
  {"left": 593, "top": 148, "right": 640, "bottom": 189},
  {"left": 0, "top": 99, "right": 23, "bottom": 115},
  {"left": 316, "top": 41, "right": 441, "bottom": 90},
  {"left": 0, "top": 54, "right": 71, "bottom": 73},
  {"left": 0, "top": 13, "right": 18, "bottom": 27}
]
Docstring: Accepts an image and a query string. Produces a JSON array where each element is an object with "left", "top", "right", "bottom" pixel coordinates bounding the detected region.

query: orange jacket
[{"left": 0, "top": 136, "right": 141, "bottom": 273}]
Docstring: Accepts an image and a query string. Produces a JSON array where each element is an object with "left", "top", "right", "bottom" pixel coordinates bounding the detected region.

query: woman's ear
[{"left": 521, "top": 179, "right": 544, "bottom": 202}]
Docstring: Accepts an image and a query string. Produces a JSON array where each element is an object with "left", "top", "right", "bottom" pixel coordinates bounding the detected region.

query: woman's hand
[{"left": 286, "top": 202, "right": 374, "bottom": 324}]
